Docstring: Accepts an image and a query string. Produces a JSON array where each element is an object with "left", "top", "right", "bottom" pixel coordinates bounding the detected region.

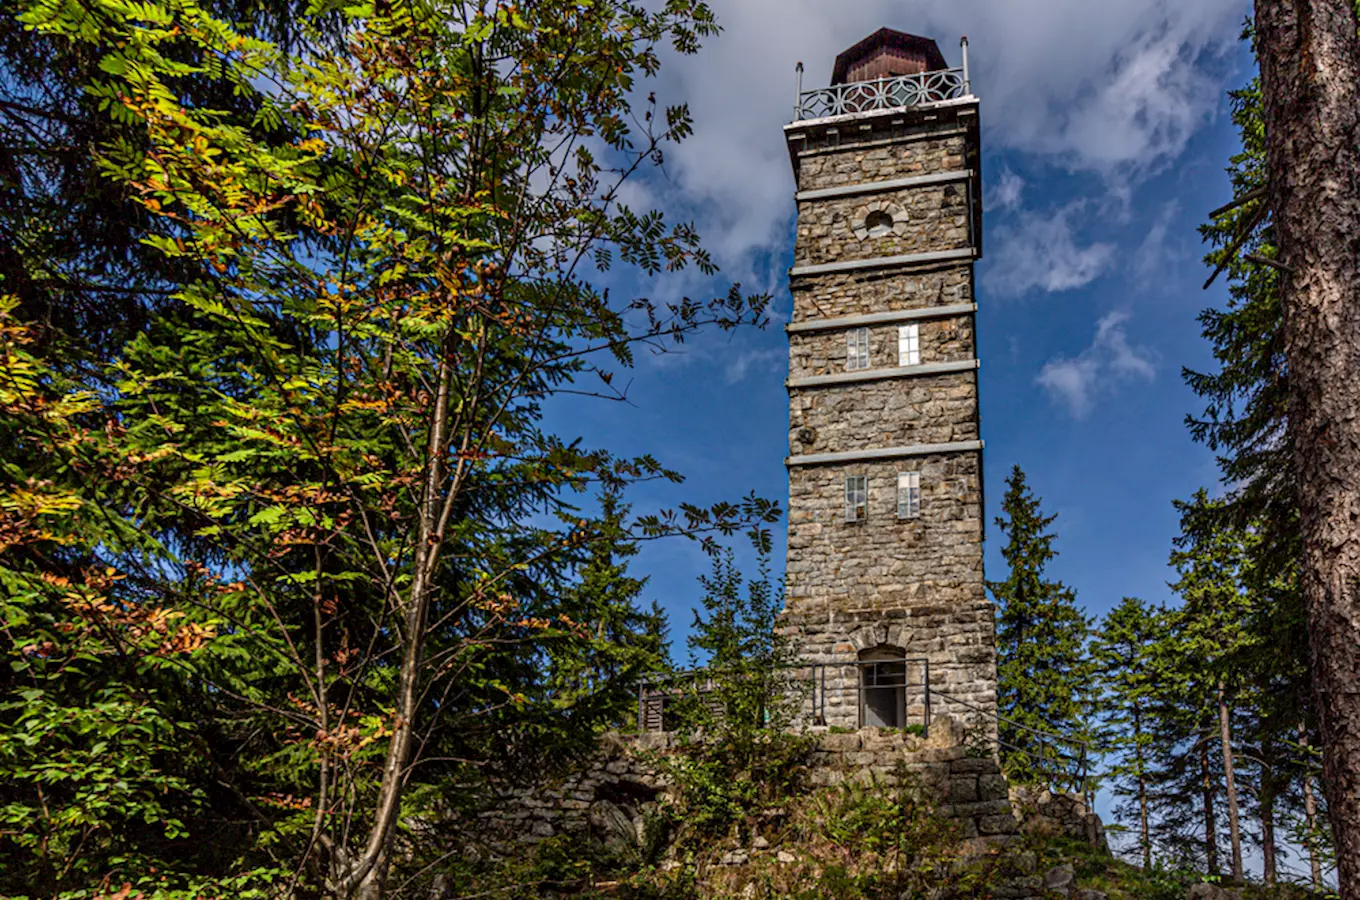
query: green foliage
[
  {"left": 661, "top": 730, "right": 814, "bottom": 842},
  {"left": 1, "top": 0, "right": 775, "bottom": 894},
  {"left": 1177, "top": 19, "right": 1332, "bottom": 888},
  {"left": 1090, "top": 596, "right": 1168, "bottom": 867},
  {"left": 988, "top": 465, "right": 1094, "bottom": 789},
  {"left": 673, "top": 542, "right": 804, "bottom": 739},
  {"left": 765, "top": 772, "right": 966, "bottom": 899},
  {"left": 654, "top": 541, "right": 815, "bottom": 841},
  {"left": 1189, "top": 72, "right": 1295, "bottom": 578}
]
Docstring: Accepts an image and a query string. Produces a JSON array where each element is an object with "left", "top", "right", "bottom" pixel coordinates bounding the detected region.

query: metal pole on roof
[
  {"left": 795, "top": 61, "right": 804, "bottom": 120},
  {"left": 960, "top": 37, "right": 971, "bottom": 96}
]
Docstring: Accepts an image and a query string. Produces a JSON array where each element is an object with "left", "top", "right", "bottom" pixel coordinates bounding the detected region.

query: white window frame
[
  {"left": 844, "top": 474, "right": 868, "bottom": 523},
  {"left": 897, "top": 471, "right": 921, "bottom": 520},
  {"left": 846, "top": 327, "right": 870, "bottom": 371},
  {"left": 898, "top": 323, "right": 920, "bottom": 366}
]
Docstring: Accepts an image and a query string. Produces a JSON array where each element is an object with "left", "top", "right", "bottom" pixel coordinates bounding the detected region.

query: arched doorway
[{"left": 858, "top": 646, "right": 907, "bottom": 728}]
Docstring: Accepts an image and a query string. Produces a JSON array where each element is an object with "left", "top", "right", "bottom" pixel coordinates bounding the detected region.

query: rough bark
[
  {"left": 1201, "top": 725, "right": 1220, "bottom": 875},
  {"left": 1218, "top": 687, "right": 1244, "bottom": 883},
  {"left": 1254, "top": 1, "right": 1360, "bottom": 895}
]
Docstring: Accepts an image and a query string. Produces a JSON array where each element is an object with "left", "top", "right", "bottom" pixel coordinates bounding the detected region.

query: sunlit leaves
[{"left": 5, "top": 0, "right": 773, "bottom": 892}]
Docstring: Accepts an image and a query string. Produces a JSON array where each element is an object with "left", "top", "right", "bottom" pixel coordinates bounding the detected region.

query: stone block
[
  {"left": 1043, "top": 864, "right": 1075, "bottom": 892},
  {"left": 949, "top": 757, "right": 995, "bottom": 774},
  {"left": 948, "top": 776, "right": 978, "bottom": 803},
  {"left": 950, "top": 800, "right": 1010, "bottom": 818},
  {"left": 979, "top": 813, "right": 1019, "bottom": 836},
  {"left": 817, "top": 732, "right": 862, "bottom": 752},
  {"left": 977, "top": 773, "right": 1008, "bottom": 799}
]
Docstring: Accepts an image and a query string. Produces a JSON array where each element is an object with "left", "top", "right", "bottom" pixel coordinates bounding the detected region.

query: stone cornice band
[
  {"left": 787, "top": 359, "right": 978, "bottom": 389},
  {"left": 785, "top": 439, "right": 984, "bottom": 468},
  {"left": 786, "top": 303, "right": 977, "bottom": 334},
  {"left": 794, "top": 169, "right": 973, "bottom": 203},
  {"left": 789, "top": 247, "right": 975, "bottom": 278}
]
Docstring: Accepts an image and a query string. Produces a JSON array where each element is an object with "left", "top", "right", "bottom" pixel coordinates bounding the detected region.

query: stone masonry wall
[
  {"left": 789, "top": 315, "right": 974, "bottom": 378},
  {"left": 789, "top": 374, "right": 980, "bottom": 452},
  {"left": 795, "top": 129, "right": 970, "bottom": 192},
  {"left": 789, "top": 265, "right": 972, "bottom": 324},
  {"left": 783, "top": 100, "right": 994, "bottom": 731},
  {"left": 477, "top": 717, "right": 1017, "bottom": 851},
  {"left": 793, "top": 183, "right": 971, "bottom": 267}
]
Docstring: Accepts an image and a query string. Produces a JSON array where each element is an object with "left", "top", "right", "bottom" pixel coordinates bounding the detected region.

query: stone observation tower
[{"left": 780, "top": 29, "right": 997, "bottom": 731}]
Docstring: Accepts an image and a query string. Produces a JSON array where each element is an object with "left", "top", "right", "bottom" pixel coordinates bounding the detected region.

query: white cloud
[
  {"left": 639, "top": 0, "right": 1246, "bottom": 272},
  {"left": 1132, "top": 200, "right": 1182, "bottom": 282},
  {"left": 723, "top": 346, "right": 786, "bottom": 384},
  {"left": 1036, "top": 310, "right": 1157, "bottom": 418},
  {"left": 986, "top": 169, "right": 1025, "bottom": 212},
  {"left": 983, "top": 202, "right": 1116, "bottom": 297},
  {"left": 1035, "top": 355, "right": 1102, "bottom": 418}
]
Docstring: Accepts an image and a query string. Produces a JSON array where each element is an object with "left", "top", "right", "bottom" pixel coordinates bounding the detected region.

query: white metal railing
[{"left": 793, "top": 37, "right": 972, "bottom": 122}]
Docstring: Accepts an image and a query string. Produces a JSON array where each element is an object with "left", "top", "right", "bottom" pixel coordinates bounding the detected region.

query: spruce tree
[
  {"left": 989, "top": 465, "right": 1093, "bottom": 788},
  {"left": 684, "top": 541, "right": 800, "bottom": 737},
  {"left": 1191, "top": 42, "right": 1331, "bottom": 881},
  {"left": 1092, "top": 597, "right": 1168, "bottom": 868},
  {"left": 1169, "top": 491, "right": 1266, "bottom": 884}
]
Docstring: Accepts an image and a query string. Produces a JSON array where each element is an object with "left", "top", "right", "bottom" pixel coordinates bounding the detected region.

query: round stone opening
[{"left": 864, "top": 209, "right": 895, "bottom": 237}]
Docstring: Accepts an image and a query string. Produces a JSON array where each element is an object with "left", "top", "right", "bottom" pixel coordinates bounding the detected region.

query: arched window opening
[
  {"left": 858, "top": 646, "right": 907, "bottom": 728},
  {"left": 864, "top": 209, "right": 894, "bottom": 237}
]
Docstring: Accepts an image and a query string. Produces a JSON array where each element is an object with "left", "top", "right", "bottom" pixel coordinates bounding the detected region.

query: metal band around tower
[
  {"left": 785, "top": 439, "right": 984, "bottom": 467},
  {"left": 786, "top": 303, "right": 976, "bottom": 334},
  {"left": 789, "top": 247, "right": 975, "bottom": 278},
  {"left": 795, "top": 169, "right": 973, "bottom": 202},
  {"left": 786, "top": 359, "right": 977, "bottom": 389}
]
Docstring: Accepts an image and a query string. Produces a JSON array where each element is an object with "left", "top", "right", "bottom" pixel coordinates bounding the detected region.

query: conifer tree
[
  {"left": 1191, "top": 26, "right": 1335, "bottom": 886},
  {"left": 1092, "top": 597, "right": 1168, "bottom": 868},
  {"left": 1170, "top": 491, "right": 1267, "bottom": 884},
  {"left": 989, "top": 465, "right": 1093, "bottom": 788},
  {"left": 684, "top": 538, "right": 799, "bottom": 737}
]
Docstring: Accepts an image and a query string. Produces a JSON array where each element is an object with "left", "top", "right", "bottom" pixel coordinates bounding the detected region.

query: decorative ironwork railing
[{"left": 794, "top": 68, "right": 969, "bottom": 121}]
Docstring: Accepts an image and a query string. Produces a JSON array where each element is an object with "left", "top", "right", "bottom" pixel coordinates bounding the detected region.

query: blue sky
[{"left": 547, "top": 0, "right": 1256, "bottom": 652}]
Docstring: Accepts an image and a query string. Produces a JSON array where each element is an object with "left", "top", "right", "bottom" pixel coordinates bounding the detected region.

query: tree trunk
[
  {"left": 1254, "top": 1, "right": 1360, "bottom": 895},
  {"left": 334, "top": 356, "right": 454, "bottom": 899},
  {"left": 1302, "top": 724, "right": 1325, "bottom": 890},
  {"left": 1218, "top": 686, "right": 1244, "bottom": 884},
  {"left": 1304, "top": 772, "right": 1324, "bottom": 888},
  {"left": 1134, "top": 706, "right": 1150, "bottom": 870},
  {"left": 1260, "top": 744, "right": 1277, "bottom": 885},
  {"left": 1201, "top": 724, "right": 1220, "bottom": 875}
]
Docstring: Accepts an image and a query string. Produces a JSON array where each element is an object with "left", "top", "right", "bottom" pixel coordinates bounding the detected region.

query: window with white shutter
[
  {"left": 846, "top": 328, "right": 870, "bottom": 371},
  {"left": 844, "top": 474, "right": 868, "bottom": 523},
  {"left": 897, "top": 471, "right": 921, "bottom": 519},
  {"left": 898, "top": 323, "right": 920, "bottom": 366}
]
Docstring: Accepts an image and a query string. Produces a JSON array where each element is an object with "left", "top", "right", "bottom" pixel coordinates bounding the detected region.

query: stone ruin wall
[{"left": 476, "top": 717, "right": 1020, "bottom": 855}]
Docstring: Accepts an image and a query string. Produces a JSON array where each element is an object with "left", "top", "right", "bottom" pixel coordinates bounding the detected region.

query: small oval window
[{"left": 865, "top": 210, "right": 894, "bottom": 237}]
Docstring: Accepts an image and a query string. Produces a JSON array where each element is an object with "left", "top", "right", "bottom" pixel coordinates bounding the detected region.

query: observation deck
[{"left": 791, "top": 28, "right": 973, "bottom": 123}]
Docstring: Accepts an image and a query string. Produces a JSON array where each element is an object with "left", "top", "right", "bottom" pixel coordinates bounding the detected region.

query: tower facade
[{"left": 781, "top": 29, "right": 996, "bottom": 730}]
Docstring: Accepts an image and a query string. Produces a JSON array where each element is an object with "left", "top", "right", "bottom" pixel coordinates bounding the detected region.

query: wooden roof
[{"left": 831, "top": 28, "right": 949, "bottom": 85}]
